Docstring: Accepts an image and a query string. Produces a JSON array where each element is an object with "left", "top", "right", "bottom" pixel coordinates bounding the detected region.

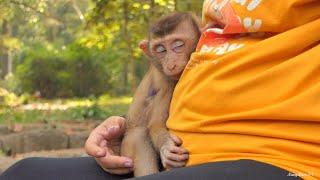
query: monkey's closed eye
[
  {"left": 155, "top": 45, "right": 166, "bottom": 53},
  {"left": 173, "top": 40, "right": 185, "bottom": 52},
  {"left": 173, "top": 40, "right": 184, "bottom": 48}
]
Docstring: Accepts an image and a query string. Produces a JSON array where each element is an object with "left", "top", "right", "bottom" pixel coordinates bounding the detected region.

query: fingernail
[
  {"left": 124, "top": 161, "right": 133, "bottom": 167},
  {"left": 108, "top": 126, "right": 119, "bottom": 134}
]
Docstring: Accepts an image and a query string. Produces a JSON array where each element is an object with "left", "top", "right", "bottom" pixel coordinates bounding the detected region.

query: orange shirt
[{"left": 167, "top": 1, "right": 320, "bottom": 179}]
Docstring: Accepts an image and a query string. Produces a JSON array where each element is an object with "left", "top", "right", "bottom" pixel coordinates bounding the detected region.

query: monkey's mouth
[
  {"left": 165, "top": 66, "right": 185, "bottom": 80},
  {"left": 168, "top": 71, "right": 183, "bottom": 80}
]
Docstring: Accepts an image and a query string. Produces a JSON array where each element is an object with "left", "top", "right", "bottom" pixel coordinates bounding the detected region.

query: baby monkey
[{"left": 121, "top": 12, "right": 201, "bottom": 177}]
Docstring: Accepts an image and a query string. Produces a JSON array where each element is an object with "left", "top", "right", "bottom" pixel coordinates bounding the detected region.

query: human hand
[
  {"left": 85, "top": 116, "right": 134, "bottom": 175},
  {"left": 160, "top": 133, "right": 189, "bottom": 169}
]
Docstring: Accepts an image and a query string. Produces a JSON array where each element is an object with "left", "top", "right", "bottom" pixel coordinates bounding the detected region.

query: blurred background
[{"left": 0, "top": 0, "right": 203, "bottom": 173}]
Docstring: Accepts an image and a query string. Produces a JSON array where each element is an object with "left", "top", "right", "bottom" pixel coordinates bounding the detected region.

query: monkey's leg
[{"left": 121, "top": 127, "right": 159, "bottom": 177}]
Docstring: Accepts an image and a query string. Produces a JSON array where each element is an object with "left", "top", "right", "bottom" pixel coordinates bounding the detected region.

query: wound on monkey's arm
[{"left": 148, "top": 87, "right": 158, "bottom": 97}]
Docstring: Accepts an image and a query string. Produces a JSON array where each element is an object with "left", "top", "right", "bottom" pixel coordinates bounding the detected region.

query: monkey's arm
[
  {"left": 148, "top": 84, "right": 174, "bottom": 152},
  {"left": 121, "top": 66, "right": 160, "bottom": 176},
  {"left": 148, "top": 88, "right": 190, "bottom": 169},
  {"left": 148, "top": 71, "right": 189, "bottom": 169},
  {"left": 126, "top": 67, "right": 154, "bottom": 128}
]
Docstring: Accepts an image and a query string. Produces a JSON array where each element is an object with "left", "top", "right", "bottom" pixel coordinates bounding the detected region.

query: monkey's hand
[{"left": 160, "top": 134, "right": 189, "bottom": 170}]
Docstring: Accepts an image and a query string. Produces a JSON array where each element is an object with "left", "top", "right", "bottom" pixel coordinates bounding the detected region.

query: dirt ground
[{"left": 0, "top": 120, "right": 100, "bottom": 175}]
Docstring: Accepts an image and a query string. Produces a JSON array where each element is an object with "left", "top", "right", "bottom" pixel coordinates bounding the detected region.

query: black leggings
[{"left": 0, "top": 157, "right": 301, "bottom": 180}]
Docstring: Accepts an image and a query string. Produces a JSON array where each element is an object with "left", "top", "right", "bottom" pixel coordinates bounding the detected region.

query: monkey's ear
[{"left": 139, "top": 40, "right": 151, "bottom": 57}]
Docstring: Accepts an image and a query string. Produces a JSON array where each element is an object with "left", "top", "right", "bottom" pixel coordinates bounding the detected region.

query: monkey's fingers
[
  {"left": 169, "top": 146, "right": 189, "bottom": 155},
  {"left": 166, "top": 152, "right": 189, "bottom": 162},
  {"left": 170, "top": 133, "right": 183, "bottom": 146},
  {"left": 162, "top": 159, "right": 187, "bottom": 169},
  {"left": 96, "top": 155, "right": 134, "bottom": 169}
]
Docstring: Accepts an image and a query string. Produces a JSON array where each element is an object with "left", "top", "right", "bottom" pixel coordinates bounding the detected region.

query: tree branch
[
  {"left": 9, "top": 0, "right": 61, "bottom": 24},
  {"left": 71, "top": 0, "right": 86, "bottom": 23}
]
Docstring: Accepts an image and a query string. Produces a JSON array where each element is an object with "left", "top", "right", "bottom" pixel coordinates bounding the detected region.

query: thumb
[{"left": 103, "top": 117, "right": 126, "bottom": 140}]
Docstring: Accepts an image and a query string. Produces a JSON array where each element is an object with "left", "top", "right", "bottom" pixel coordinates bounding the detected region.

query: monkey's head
[{"left": 140, "top": 12, "right": 201, "bottom": 80}]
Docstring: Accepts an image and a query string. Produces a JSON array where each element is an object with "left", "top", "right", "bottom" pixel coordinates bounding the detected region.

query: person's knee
[
  {"left": 12, "top": 157, "right": 42, "bottom": 170},
  {"left": 1, "top": 157, "right": 42, "bottom": 178}
]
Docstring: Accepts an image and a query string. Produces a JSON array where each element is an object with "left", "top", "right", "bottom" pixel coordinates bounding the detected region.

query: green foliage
[
  {"left": 0, "top": 149, "right": 4, "bottom": 157},
  {"left": 0, "top": 87, "right": 24, "bottom": 107},
  {"left": 1, "top": 0, "right": 204, "bottom": 98},
  {"left": 16, "top": 43, "right": 64, "bottom": 98},
  {"left": 63, "top": 43, "right": 111, "bottom": 97},
  {"left": 85, "top": 0, "right": 203, "bottom": 94},
  {"left": 15, "top": 42, "right": 113, "bottom": 98},
  {"left": 0, "top": 73, "right": 21, "bottom": 94},
  {"left": 0, "top": 0, "right": 204, "bottom": 124}
]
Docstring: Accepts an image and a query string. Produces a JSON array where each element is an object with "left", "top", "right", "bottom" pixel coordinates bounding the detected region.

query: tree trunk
[
  {"left": 150, "top": 0, "right": 156, "bottom": 21},
  {"left": 123, "top": 0, "right": 137, "bottom": 94},
  {"left": 145, "top": 0, "right": 155, "bottom": 30},
  {"left": 174, "top": 0, "right": 179, "bottom": 11},
  {"left": 71, "top": 0, "right": 86, "bottom": 23},
  {"left": 1, "top": 53, "right": 9, "bottom": 78},
  {"left": 122, "top": 61, "right": 129, "bottom": 94},
  {"left": 187, "top": 0, "right": 192, "bottom": 11},
  {"left": 1, "top": 19, "right": 11, "bottom": 79}
]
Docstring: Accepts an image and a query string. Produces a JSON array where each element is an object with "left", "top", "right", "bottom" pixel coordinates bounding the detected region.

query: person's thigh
[
  {"left": 132, "top": 159, "right": 302, "bottom": 180},
  {"left": 0, "top": 157, "right": 132, "bottom": 180}
]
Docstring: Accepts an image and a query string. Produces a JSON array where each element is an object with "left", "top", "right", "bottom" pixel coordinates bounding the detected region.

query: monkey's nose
[{"left": 168, "top": 64, "right": 176, "bottom": 71}]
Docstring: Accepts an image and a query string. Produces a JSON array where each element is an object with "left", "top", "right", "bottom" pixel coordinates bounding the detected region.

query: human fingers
[
  {"left": 99, "top": 116, "right": 126, "bottom": 140},
  {"left": 85, "top": 130, "right": 107, "bottom": 157},
  {"left": 95, "top": 155, "right": 133, "bottom": 169},
  {"left": 96, "top": 157, "right": 133, "bottom": 175},
  {"left": 85, "top": 116, "right": 126, "bottom": 157},
  {"left": 103, "top": 167, "right": 134, "bottom": 175}
]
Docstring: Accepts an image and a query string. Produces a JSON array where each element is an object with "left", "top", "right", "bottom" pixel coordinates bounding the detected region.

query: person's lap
[
  {"left": 0, "top": 157, "right": 301, "bottom": 180},
  {"left": 0, "top": 157, "right": 131, "bottom": 180}
]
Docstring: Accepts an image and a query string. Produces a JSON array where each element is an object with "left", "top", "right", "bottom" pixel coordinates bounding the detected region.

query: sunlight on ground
[
  {"left": 17, "top": 95, "right": 132, "bottom": 111},
  {"left": 0, "top": 96, "right": 132, "bottom": 124}
]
